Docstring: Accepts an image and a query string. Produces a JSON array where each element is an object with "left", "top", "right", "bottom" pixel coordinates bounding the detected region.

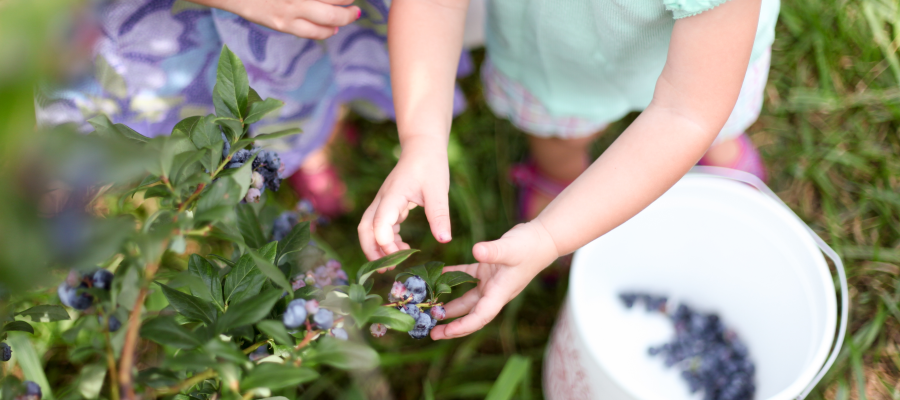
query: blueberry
[
  {"left": 283, "top": 299, "right": 308, "bottom": 329},
  {"left": 244, "top": 188, "right": 261, "bottom": 203},
  {"left": 272, "top": 212, "right": 299, "bottom": 242},
  {"left": 408, "top": 313, "right": 433, "bottom": 340},
  {"left": 619, "top": 293, "right": 638, "bottom": 308},
  {"left": 248, "top": 345, "right": 269, "bottom": 361},
  {"left": 430, "top": 305, "right": 446, "bottom": 321},
  {"left": 221, "top": 133, "right": 231, "bottom": 158},
  {"left": 313, "top": 308, "right": 334, "bottom": 330},
  {"left": 304, "top": 299, "right": 319, "bottom": 315},
  {"left": 370, "top": 323, "right": 387, "bottom": 338},
  {"left": 231, "top": 149, "right": 251, "bottom": 165},
  {"left": 0, "top": 343, "right": 10, "bottom": 361},
  {"left": 58, "top": 282, "right": 92, "bottom": 310},
  {"left": 404, "top": 276, "right": 427, "bottom": 304},
  {"left": 24, "top": 381, "right": 41, "bottom": 400},
  {"left": 389, "top": 281, "right": 408, "bottom": 302},
  {"left": 399, "top": 303, "right": 420, "bottom": 320},
  {"left": 98, "top": 315, "right": 121, "bottom": 332},
  {"left": 331, "top": 328, "right": 348, "bottom": 341},
  {"left": 92, "top": 269, "right": 114, "bottom": 290}
]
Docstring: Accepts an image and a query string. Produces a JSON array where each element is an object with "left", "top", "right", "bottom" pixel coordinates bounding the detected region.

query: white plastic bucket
[{"left": 544, "top": 168, "right": 847, "bottom": 400}]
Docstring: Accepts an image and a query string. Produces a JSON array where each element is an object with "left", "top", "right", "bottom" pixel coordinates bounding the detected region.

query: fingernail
[
  {"left": 439, "top": 233, "right": 451, "bottom": 242},
  {"left": 357, "top": 8, "right": 362, "bottom": 20}
]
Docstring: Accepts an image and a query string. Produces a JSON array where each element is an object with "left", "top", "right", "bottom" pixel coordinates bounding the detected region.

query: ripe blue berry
[
  {"left": 370, "top": 323, "right": 387, "bottom": 338},
  {"left": 1, "top": 342, "right": 11, "bottom": 361},
  {"left": 331, "top": 328, "right": 348, "bottom": 341},
  {"left": 430, "top": 305, "right": 446, "bottom": 321},
  {"left": 248, "top": 345, "right": 269, "bottom": 361},
  {"left": 92, "top": 269, "right": 114, "bottom": 290},
  {"left": 313, "top": 308, "right": 334, "bottom": 330},
  {"left": 404, "top": 275, "right": 427, "bottom": 304},
  {"left": 283, "top": 299, "right": 308, "bottom": 329},
  {"left": 272, "top": 212, "right": 299, "bottom": 242},
  {"left": 98, "top": 315, "right": 121, "bottom": 332},
  {"left": 24, "top": 381, "right": 41, "bottom": 400},
  {"left": 399, "top": 303, "right": 420, "bottom": 320},
  {"left": 57, "top": 282, "right": 93, "bottom": 310},
  {"left": 619, "top": 293, "right": 638, "bottom": 308},
  {"left": 408, "top": 313, "right": 433, "bottom": 340}
]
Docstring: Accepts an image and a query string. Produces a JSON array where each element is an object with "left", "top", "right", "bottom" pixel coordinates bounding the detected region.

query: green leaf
[
  {"left": 216, "top": 290, "right": 281, "bottom": 333},
  {"left": 223, "top": 254, "right": 266, "bottom": 304},
  {"left": 236, "top": 203, "right": 266, "bottom": 249},
  {"left": 435, "top": 271, "right": 479, "bottom": 288},
  {"left": 87, "top": 114, "right": 148, "bottom": 144},
  {"left": 249, "top": 248, "right": 292, "bottom": 294},
  {"left": 308, "top": 336, "right": 378, "bottom": 370},
  {"left": 172, "top": 115, "right": 201, "bottom": 137},
  {"left": 369, "top": 307, "right": 415, "bottom": 332},
  {"left": 158, "top": 283, "right": 218, "bottom": 326},
  {"left": 186, "top": 114, "right": 224, "bottom": 150},
  {"left": 162, "top": 351, "right": 217, "bottom": 372},
  {"left": 215, "top": 117, "right": 244, "bottom": 143},
  {"left": 485, "top": 355, "right": 531, "bottom": 400},
  {"left": 7, "top": 333, "right": 54, "bottom": 400},
  {"left": 140, "top": 316, "right": 201, "bottom": 349},
  {"left": 435, "top": 283, "right": 451, "bottom": 295},
  {"left": 194, "top": 205, "right": 233, "bottom": 224},
  {"left": 256, "top": 320, "right": 294, "bottom": 346},
  {"left": 240, "top": 364, "right": 318, "bottom": 390},
  {"left": 1, "top": 321, "right": 33, "bottom": 335},
  {"left": 94, "top": 54, "right": 128, "bottom": 99},
  {"left": 214, "top": 45, "right": 250, "bottom": 119},
  {"left": 157, "top": 132, "right": 196, "bottom": 180},
  {"left": 201, "top": 142, "right": 224, "bottom": 174},
  {"left": 349, "top": 284, "right": 367, "bottom": 304},
  {"left": 243, "top": 98, "right": 284, "bottom": 125},
  {"left": 356, "top": 249, "right": 419, "bottom": 285},
  {"left": 349, "top": 298, "right": 381, "bottom": 328},
  {"left": 196, "top": 176, "right": 241, "bottom": 214},
  {"left": 424, "top": 261, "right": 445, "bottom": 287},
  {"left": 16, "top": 305, "right": 70, "bottom": 322},
  {"left": 170, "top": 150, "right": 205, "bottom": 187},
  {"left": 188, "top": 255, "right": 225, "bottom": 310},
  {"left": 275, "top": 221, "right": 310, "bottom": 265},
  {"left": 203, "top": 340, "right": 248, "bottom": 364},
  {"left": 207, "top": 254, "right": 237, "bottom": 269}
]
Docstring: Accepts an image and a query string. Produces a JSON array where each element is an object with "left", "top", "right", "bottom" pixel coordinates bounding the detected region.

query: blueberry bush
[{"left": 0, "top": 44, "right": 477, "bottom": 400}]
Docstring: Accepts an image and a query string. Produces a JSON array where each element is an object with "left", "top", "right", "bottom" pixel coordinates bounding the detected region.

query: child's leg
[{"left": 523, "top": 133, "right": 598, "bottom": 219}]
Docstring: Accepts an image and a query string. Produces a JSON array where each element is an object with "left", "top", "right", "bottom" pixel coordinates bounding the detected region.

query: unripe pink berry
[
  {"left": 245, "top": 188, "right": 261, "bottom": 203},
  {"left": 370, "top": 323, "right": 387, "bottom": 338},
  {"left": 430, "top": 305, "right": 446, "bottom": 321},
  {"left": 251, "top": 171, "right": 264, "bottom": 189},
  {"left": 291, "top": 278, "right": 306, "bottom": 291},
  {"left": 305, "top": 299, "right": 319, "bottom": 314},
  {"left": 389, "top": 281, "right": 408, "bottom": 302}
]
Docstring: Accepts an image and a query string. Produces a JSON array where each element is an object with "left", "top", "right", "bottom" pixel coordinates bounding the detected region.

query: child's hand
[
  {"left": 358, "top": 136, "right": 453, "bottom": 261},
  {"left": 195, "top": 0, "right": 361, "bottom": 40},
  {"left": 430, "top": 221, "right": 559, "bottom": 340}
]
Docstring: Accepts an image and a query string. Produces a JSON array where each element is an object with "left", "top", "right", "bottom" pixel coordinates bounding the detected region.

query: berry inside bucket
[{"left": 558, "top": 174, "right": 837, "bottom": 400}]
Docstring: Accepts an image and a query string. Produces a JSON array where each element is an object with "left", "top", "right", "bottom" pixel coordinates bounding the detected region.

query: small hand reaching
[
  {"left": 358, "top": 136, "right": 453, "bottom": 262},
  {"left": 196, "top": 0, "right": 361, "bottom": 40},
  {"left": 430, "top": 221, "right": 560, "bottom": 340}
]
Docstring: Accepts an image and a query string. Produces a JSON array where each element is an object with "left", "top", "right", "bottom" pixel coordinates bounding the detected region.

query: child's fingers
[
  {"left": 316, "top": 0, "right": 356, "bottom": 6},
  {"left": 372, "top": 194, "right": 408, "bottom": 248},
  {"left": 358, "top": 198, "right": 384, "bottom": 261},
  {"left": 441, "top": 263, "right": 479, "bottom": 275},
  {"left": 441, "top": 286, "right": 481, "bottom": 318},
  {"left": 432, "top": 292, "right": 505, "bottom": 340},
  {"left": 299, "top": 3, "right": 360, "bottom": 28},
  {"left": 423, "top": 186, "right": 452, "bottom": 243},
  {"left": 284, "top": 19, "right": 337, "bottom": 40},
  {"left": 472, "top": 239, "right": 515, "bottom": 265}
]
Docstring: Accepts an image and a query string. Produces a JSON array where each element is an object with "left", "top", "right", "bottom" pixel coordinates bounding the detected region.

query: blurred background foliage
[{"left": 1, "top": 0, "right": 900, "bottom": 398}]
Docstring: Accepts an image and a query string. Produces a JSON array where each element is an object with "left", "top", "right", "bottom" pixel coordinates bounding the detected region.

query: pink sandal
[
  {"left": 698, "top": 134, "right": 768, "bottom": 182},
  {"left": 287, "top": 164, "right": 348, "bottom": 219},
  {"left": 509, "top": 161, "right": 575, "bottom": 222}
]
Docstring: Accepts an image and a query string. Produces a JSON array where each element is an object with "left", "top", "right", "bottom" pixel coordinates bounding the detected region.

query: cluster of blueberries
[
  {"left": 620, "top": 292, "right": 756, "bottom": 400},
  {"left": 271, "top": 200, "right": 317, "bottom": 242},
  {"left": 57, "top": 269, "right": 121, "bottom": 332},
  {"left": 384, "top": 276, "right": 446, "bottom": 340},
  {"left": 282, "top": 298, "right": 347, "bottom": 340},
  {"left": 291, "top": 260, "right": 349, "bottom": 291},
  {"left": 222, "top": 135, "right": 284, "bottom": 204}
]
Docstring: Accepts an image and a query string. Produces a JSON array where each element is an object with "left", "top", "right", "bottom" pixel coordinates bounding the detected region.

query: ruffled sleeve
[{"left": 663, "top": 0, "right": 733, "bottom": 19}]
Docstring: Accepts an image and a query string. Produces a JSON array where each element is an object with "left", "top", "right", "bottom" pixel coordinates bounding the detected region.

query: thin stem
[
  {"left": 209, "top": 154, "right": 233, "bottom": 180},
  {"left": 181, "top": 225, "right": 212, "bottom": 237},
  {"left": 161, "top": 176, "right": 175, "bottom": 193},
  {"left": 119, "top": 241, "right": 167, "bottom": 400},
  {"left": 177, "top": 183, "right": 206, "bottom": 212},
  {"left": 100, "top": 310, "right": 121, "bottom": 400},
  {"left": 242, "top": 340, "right": 268, "bottom": 355},
  {"left": 154, "top": 369, "right": 218, "bottom": 396},
  {"left": 383, "top": 301, "right": 443, "bottom": 308}
]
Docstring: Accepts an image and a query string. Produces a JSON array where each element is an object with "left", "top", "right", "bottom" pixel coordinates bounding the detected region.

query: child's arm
[
  {"left": 357, "top": 0, "right": 469, "bottom": 261},
  {"left": 431, "top": 0, "right": 763, "bottom": 340},
  {"left": 186, "top": 0, "right": 361, "bottom": 39}
]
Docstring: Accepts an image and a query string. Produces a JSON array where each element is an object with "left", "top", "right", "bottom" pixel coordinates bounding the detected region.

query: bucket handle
[{"left": 690, "top": 166, "right": 848, "bottom": 399}]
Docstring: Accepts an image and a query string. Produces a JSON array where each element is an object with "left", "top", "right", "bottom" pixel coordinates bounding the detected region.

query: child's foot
[
  {"left": 698, "top": 133, "right": 767, "bottom": 182},
  {"left": 510, "top": 162, "right": 574, "bottom": 221}
]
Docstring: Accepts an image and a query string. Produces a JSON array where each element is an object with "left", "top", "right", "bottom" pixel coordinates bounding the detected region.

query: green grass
[{"left": 313, "top": 0, "right": 900, "bottom": 397}]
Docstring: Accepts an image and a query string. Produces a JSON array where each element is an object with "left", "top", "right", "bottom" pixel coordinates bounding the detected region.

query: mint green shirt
[{"left": 484, "top": 0, "right": 780, "bottom": 122}]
